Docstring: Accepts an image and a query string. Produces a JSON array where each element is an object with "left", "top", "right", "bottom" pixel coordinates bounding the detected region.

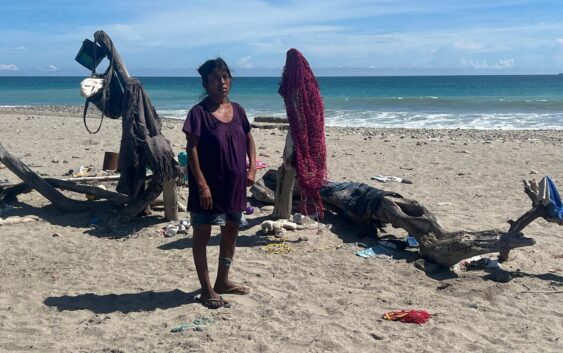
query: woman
[{"left": 182, "top": 58, "right": 256, "bottom": 309}]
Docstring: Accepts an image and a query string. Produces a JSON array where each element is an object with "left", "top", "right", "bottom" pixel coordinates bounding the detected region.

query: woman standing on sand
[{"left": 182, "top": 58, "right": 257, "bottom": 309}]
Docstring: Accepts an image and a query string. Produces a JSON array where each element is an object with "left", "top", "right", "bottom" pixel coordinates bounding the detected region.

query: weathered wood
[
  {"left": 94, "top": 30, "right": 130, "bottom": 83},
  {"left": 63, "top": 175, "right": 122, "bottom": 182},
  {"left": 253, "top": 116, "right": 289, "bottom": 124},
  {"left": 273, "top": 133, "right": 296, "bottom": 219},
  {"left": 0, "top": 143, "right": 105, "bottom": 212},
  {"left": 255, "top": 173, "right": 542, "bottom": 268},
  {"left": 250, "top": 179, "right": 276, "bottom": 204},
  {"left": 162, "top": 178, "right": 178, "bottom": 221},
  {"left": 498, "top": 178, "right": 561, "bottom": 261},
  {"left": 115, "top": 179, "right": 163, "bottom": 223},
  {"left": 322, "top": 181, "right": 538, "bottom": 268},
  {"left": 1, "top": 178, "right": 129, "bottom": 205}
]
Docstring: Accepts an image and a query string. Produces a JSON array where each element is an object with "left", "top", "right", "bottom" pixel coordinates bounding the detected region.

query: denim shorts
[{"left": 190, "top": 212, "right": 244, "bottom": 227}]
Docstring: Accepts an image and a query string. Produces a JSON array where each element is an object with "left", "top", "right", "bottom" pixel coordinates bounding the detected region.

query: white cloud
[
  {"left": 557, "top": 38, "right": 563, "bottom": 45},
  {"left": 43, "top": 64, "right": 59, "bottom": 71},
  {"left": 235, "top": 56, "right": 255, "bottom": 69},
  {"left": 0, "top": 64, "right": 18, "bottom": 71},
  {"left": 458, "top": 58, "right": 515, "bottom": 69}
]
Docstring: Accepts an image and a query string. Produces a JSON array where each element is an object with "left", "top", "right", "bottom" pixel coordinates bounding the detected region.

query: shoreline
[{"left": 1, "top": 105, "right": 562, "bottom": 141}]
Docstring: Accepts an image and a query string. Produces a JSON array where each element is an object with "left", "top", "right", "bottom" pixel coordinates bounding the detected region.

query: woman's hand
[
  {"left": 247, "top": 167, "right": 257, "bottom": 187},
  {"left": 199, "top": 186, "right": 213, "bottom": 210}
]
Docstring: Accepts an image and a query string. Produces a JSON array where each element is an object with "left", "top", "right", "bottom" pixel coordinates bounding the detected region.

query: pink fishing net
[{"left": 278, "top": 48, "right": 327, "bottom": 218}]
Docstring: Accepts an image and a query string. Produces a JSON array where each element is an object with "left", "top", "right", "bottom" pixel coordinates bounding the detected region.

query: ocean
[{"left": 1, "top": 75, "right": 562, "bottom": 129}]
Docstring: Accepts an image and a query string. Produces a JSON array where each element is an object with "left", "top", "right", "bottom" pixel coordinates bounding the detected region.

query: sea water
[{"left": 1, "top": 75, "right": 562, "bottom": 129}]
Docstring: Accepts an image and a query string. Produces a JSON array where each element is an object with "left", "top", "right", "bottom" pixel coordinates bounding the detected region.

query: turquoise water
[{"left": 1, "top": 75, "right": 563, "bottom": 129}]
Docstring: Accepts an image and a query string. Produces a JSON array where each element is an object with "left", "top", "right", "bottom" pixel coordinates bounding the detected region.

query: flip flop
[
  {"left": 215, "top": 285, "right": 251, "bottom": 295},
  {"left": 194, "top": 294, "right": 231, "bottom": 309}
]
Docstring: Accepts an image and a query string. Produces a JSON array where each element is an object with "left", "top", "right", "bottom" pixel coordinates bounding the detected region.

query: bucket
[
  {"left": 102, "top": 151, "right": 119, "bottom": 171},
  {"left": 178, "top": 151, "right": 188, "bottom": 167},
  {"left": 177, "top": 151, "right": 189, "bottom": 183}
]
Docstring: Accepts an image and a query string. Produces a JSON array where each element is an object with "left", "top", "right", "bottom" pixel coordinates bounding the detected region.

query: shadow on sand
[{"left": 44, "top": 289, "right": 200, "bottom": 314}]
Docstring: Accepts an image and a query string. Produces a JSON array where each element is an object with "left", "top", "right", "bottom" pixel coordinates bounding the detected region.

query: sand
[{"left": 0, "top": 106, "right": 562, "bottom": 353}]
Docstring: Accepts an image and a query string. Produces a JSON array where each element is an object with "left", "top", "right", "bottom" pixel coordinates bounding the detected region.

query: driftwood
[
  {"left": 273, "top": 133, "right": 296, "bottom": 219},
  {"left": 2, "top": 177, "right": 129, "bottom": 206},
  {"left": 499, "top": 178, "right": 563, "bottom": 261},
  {"left": 0, "top": 31, "right": 179, "bottom": 225},
  {"left": 0, "top": 142, "right": 170, "bottom": 226},
  {"left": 251, "top": 170, "right": 554, "bottom": 268},
  {"left": 0, "top": 143, "right": 110, "bottom": 212}
]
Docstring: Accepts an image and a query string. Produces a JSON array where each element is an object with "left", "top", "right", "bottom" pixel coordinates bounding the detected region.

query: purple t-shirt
[{"left": 182, "top": 101, "right": 251, "bottom": 213}]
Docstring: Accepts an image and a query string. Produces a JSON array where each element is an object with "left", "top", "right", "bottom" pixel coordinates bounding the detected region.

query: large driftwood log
[
  {"left": 2, "top": 178, "right": 129, "bottom": 205},
  {"left": 1, "top": 142, "right": 168, "bottom": 226},
  {"left": 320, "top": 181, "right": 537, "bottom": 267},
  {"left": 0, "top": 143, "right": 107, "bottom": 212},
  {"left": 252, "top": 171, "right": 547, "bottom": 268}
]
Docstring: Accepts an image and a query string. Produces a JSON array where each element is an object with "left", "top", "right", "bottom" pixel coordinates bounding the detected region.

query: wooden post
[
  {"left": 273, "top": 132, "right": 296, "bottom": 219},
  {"left": 94, "top": 30, "right": 130, "bottom": 85},
  {"left": 163, "top": 178, "right": 178, "bottom": 221}
]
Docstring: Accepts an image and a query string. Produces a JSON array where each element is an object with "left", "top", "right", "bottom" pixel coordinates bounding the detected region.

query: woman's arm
[
  {"left": 187, "top": 134, "right": 212, "bottom": 210},
  {"left": 246, "top": 132, "right": 257, "bottom": 186}
]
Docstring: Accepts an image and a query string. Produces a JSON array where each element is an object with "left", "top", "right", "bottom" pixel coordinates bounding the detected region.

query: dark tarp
[{"left": 116, "top": 79, "right": 178, "bottom": 196}]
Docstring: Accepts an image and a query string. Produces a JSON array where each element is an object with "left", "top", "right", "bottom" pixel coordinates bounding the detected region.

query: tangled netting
[{"left": 278, "top": 48, "right": 327, "bottom": 218}]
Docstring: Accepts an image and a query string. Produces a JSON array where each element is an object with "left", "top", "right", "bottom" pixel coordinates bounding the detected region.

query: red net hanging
[{"left": 278, "top": 48, "right": 328, "bottom": 219}]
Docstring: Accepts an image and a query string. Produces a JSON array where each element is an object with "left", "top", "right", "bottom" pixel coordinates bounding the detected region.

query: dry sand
[{"left": 0, "top": 106, "right": 562, "bottom": 353}]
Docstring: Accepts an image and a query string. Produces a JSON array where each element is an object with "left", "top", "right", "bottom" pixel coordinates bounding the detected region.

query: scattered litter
[
  {"left": 163, "top": 219, "right": 191, "bottom": 237},
  {"left": 356, "top": 242, "right": 397, "bottom": 259},
  {"left": 263, "top": 241, "right": 294, "bottom": 254},
  {"left": 69, "top": 165, "right": 93, "bottom": 178},
  {"left": 164, "top": 224, "right": 179, "bottom": 237},
  {"left": 86, "top": 184, "right": 107, "bottom": 201},
  {"left": 261, "top": 220, "right": 298, "bottom": 237},
  {"left": 246, "top": 157, "right": 268, "bottom": 170},
  {"left": 292, "top": 213, "right": 320, "bottom": 228},
  {"left": 170, "top": 317, "right": 215, "bottom": 333},
  {"left": 239, "top": 214, "right": 250, "bottom": 230},
  {"left": 406, "top": 235, "right": 419, "bottom": 248},
  {"left": 245, "top": 202, "right": 254, "bottom": 215},
  {"left": 371, "top": 175, "right": 413, "bottom": 184},
  {"left": 179, "top": 219, "right": 191, "bottom": 232},
  {"left": 382, "top": 310, "right": 431, "bottom": 324},
  {"left": 452, "top": 255, "right": 500, "bottom": 272}
]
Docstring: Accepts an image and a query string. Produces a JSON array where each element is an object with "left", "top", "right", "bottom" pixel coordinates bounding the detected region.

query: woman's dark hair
[{"left": 197, "top": 58, "right": 232, "bottom": 86}]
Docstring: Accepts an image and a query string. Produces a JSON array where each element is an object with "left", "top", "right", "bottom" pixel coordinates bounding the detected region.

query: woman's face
[{"left": 204, "top": 69, "right": 231, "bottom": 99}]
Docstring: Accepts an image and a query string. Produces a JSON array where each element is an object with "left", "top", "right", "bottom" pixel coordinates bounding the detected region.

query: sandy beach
[{"left": 0, "top": 105, "right": 562, "bottom": 353}]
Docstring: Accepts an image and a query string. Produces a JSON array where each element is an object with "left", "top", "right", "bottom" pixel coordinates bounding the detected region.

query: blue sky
[{"left": 1, "top": 0, "right": 563, "bottom": 76}]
